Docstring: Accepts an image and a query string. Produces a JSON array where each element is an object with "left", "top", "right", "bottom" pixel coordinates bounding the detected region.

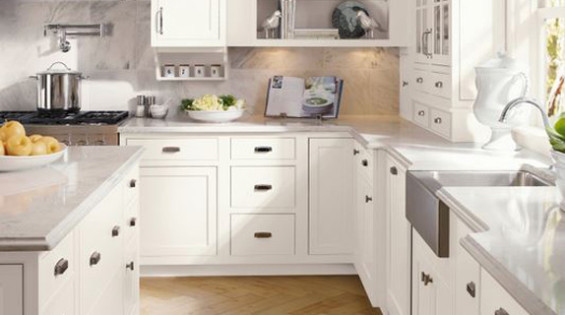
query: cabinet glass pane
[{"left": 442, "top": 3, "right": 449, "bottom": 55}]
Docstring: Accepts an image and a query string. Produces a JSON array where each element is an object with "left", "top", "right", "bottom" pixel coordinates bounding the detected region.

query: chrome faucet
[{"left": 498, "top": 97, "right": 551, "bottom": 129}]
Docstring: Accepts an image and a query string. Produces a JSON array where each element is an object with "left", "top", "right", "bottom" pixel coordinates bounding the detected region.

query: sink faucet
[{"left": 498, "top": 97, "right": 551, "bottom": 129}]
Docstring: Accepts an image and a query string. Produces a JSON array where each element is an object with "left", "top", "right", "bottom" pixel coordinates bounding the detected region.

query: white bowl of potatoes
[{"left": 0, "top": 121, "right": 66, "bottom": 172}]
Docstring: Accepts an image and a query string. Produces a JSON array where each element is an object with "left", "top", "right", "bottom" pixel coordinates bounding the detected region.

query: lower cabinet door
[
  {"left": 140, "top": 167, "right": 217, "bottom": 257},
  {"left": 0, "top": 265, "right": 23, "bottom": 315},
  {"left": 309, "top": 138, "right": 354, "bottom": 255},
  {"left": 124, "top": 240, "right": 140, "bottom": 315},
  {"left": 412, "top": 247, "right": 437, "bottom": 315},
  {"left": 356, "top": 174, "right": 377, "bottom": 305}
]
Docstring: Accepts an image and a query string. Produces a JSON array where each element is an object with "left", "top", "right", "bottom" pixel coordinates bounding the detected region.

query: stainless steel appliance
[
  {"left": 406, "top": 170, "right": 552, "bottom": 258},
  {"left": 0, "top": 111, "right": 129, "bottom": 146},
  {"left": 30, "top": 62, "right": 85, "bottom": 113}
]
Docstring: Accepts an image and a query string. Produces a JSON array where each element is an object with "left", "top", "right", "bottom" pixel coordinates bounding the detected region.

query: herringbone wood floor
[{"left": 140, "top": 276, "right": 383, "bottom": 315}]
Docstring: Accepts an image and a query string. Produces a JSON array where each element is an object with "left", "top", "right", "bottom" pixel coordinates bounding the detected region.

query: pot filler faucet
[{"left": 499, "top": 97, "right": 551, "bottom": 129}]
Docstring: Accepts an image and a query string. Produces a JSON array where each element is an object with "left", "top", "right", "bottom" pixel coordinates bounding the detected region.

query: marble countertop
[
  {"left": 0, "top": 146, "right": 143, "bottom": 251},
  {"left": 120, "top": 115, "right": 552, "bottom": 171},
  {"left": 439, "top": 187, "right": 564, "bottom": 315}
]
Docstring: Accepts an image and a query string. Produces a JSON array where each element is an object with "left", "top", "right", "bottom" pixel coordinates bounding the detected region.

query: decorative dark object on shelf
[{"left": 332, "top": 1, "right": 371, "bottom": 39}]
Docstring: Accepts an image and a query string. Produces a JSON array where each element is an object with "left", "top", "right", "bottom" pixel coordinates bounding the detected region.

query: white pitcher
[{"left": 473, "top": 53, "right": 529, "bottom": 150}]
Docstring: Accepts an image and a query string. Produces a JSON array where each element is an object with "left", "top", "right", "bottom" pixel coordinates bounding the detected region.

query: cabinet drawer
[
  {"left": 41, "top": 279, "right": 75, "bottom": 315},
  {"left": 123, "top": 166, "right": 139, "bottom": 206},
  {"left": 430, "top": 109, "right": 452, "bottom": 138},
  {"left": 79, "top": 188, "right": 124, "bottom": 314},
  {"left": 413, "top": 103, "right": 430, "bottom": 128},
  {"left": 126, "top": 138, "right": 218, "bottom": 161},
  {"left": 455, "top": 246, "right": 480, "bottom": 315},
  {"left": 413, "top": 69, "right": 428, "bottom": 93},
  {"left": 231, "top": 214, "right": 295, "bottom": 256},
  {"left": 38, "top": 232, "right": 75, "bottom": 308},
  {"left": 430, "top": 72, "right": 451, "bottom": 99},
  {"left": 231, "top": 138, "right": 296, "bottom": 160},
  {"left": 480, "top": 270, "right": 528, "bottom": 315},
  {"left": 231, "top": 166, "right": 296, "bottom": 209}
]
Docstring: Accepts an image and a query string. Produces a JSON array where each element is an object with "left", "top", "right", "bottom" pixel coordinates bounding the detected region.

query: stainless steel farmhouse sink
[{"left": 406, "top": 170, "right": 553, "bottom": 258}]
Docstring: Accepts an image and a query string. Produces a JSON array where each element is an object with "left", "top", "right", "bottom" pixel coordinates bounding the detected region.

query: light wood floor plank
[{"left": 141, "top": 276, "right": 383, "bottom": 315}]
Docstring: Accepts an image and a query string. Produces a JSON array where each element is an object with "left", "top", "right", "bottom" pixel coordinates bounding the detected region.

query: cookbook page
[
  {"left": 302, "top": 76, "right": 339, "bottom": 118},
  {"left": 265, "top": 76, "right": 305, "bottom": 117}
]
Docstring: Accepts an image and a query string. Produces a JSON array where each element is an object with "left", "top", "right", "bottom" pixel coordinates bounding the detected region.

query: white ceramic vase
[{"left": 473, "top": 53, "right": 529, "bottom": 150}]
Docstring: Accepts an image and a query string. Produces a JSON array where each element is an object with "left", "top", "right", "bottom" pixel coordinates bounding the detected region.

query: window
[{"left": 539, "top": 1, "right": 565, "bottom": 116}]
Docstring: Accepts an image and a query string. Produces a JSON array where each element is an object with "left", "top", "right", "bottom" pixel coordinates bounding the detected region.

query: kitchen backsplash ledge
[{"left": 0, "top": 0, "right": 399, "bottom": 116}]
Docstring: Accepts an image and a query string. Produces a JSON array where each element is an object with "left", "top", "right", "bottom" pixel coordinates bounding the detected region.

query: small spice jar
[
  {"left": 163, "top": 64, "right": 175, "bottom": 78},
  {"left": 194, "top": 64, "right": 206, "bottom": 78},
  {"left": 179, "top": 64, "right": 190, "bottom": 78},
  {"left": 210, "top": 64, "right": 222, "bottom": 78}
]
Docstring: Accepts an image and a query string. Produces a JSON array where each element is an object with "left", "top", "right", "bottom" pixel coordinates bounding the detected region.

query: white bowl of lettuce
[{"left": 181, "top": 94, "right": 246, "bottom": 123}]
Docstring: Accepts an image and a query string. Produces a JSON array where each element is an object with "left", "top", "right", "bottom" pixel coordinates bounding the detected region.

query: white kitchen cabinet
[
  {"left": 405, "top": 0, "right": 493, "bottom": 142},
  {"left": 480, "top": 270, "right": 528, "bottom": 315},
  {"left": 151, "top": 0, "right": 226, "bottom": 47},
  {"left": 309, "top": 138, "right": 354, "bottom": 255},
  {"left": 385, "top": 155, "right": 411, "bottom": 315},
  {"left": 140, "top": 167, "right": 217, "bottom": 258},
  {"left": 0, "top": 265, "right": 23, "bottom": 315},
  {"left": 412, "top": 229, "right": 452, "bottom": 315},
  {"left": 355, "top": 159, "right": 377, "bottom": 305}
]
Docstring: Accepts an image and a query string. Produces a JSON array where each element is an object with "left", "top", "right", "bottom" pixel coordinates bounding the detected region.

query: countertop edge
[
  {"left": 1, "top": 147, "right": 144, "bottom": 252},
  {"left": 461, "top": 236, "right": 556, "bottom": 315}
]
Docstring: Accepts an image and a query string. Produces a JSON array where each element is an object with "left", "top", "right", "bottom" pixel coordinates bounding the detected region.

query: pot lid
[
  {"left": 37, "top": 62, "right": 82, "bottom": 75},
  {"left": 476, "top": 52, "right": 525, "bottom": 71}
]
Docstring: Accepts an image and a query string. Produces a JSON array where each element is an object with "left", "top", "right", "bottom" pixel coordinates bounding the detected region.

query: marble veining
[{"left": 0, "top": 146, "right": 143, "bottom": 251}]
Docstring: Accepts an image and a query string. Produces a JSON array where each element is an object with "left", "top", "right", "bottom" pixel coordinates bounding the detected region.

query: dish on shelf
[
  {"left": 331, "top": 1, "right": 370, "bottom": 39},
  {"left": 0, "top": 144, "right": 67, "bottom": 172},
  {"left": 186, "top": 110, "right": 245, "bottom": 123}
]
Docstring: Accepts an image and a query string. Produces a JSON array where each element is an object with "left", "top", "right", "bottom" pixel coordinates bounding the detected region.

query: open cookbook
[{"left": 265, "top": 76, "right": 344, "bottom": 118}]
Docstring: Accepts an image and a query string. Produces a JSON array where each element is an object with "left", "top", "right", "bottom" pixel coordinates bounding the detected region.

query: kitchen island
[
  {"left": 0, "top": 146, "right": 142, "bottom": 315},
  {"left": 120, "top": 114, "right": 560, "bottom": 315}
]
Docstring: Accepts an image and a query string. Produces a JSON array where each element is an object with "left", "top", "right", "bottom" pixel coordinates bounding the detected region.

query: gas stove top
[
  {"left": 0, "top": 111, "right": 129, "bottom": 125},
  {"left": 0, "top": 111, "right": 130, "bottom": 146}
]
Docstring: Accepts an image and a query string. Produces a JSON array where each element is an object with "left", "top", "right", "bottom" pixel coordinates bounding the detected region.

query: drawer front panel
[
  {"left": 231, "top": 166, "right": 296, "bottom": 209},
  {"left": 413, "top": 69, "right": 429, "bottom": 93},
  {"left": 413, "top": 103, "right": 430, "bottom": 128},
  {"left": 430, "top": 109, "right": 452, "bottom": 138},
  {"left": 126, "top": 138, "right": 218, "bottom": 161},
  {"left": 430, "top": 72, "right": 451, "bottom": 99},
  {"left": 480, "top": 270, "right": 528, "bottom": 315},
  {"left": 231, "top": 214, "right": 295, "bottom": 256},
  {"left": 79, "top": 188, "right": 124, "bottom": 314},
  {"left": 38, "top": 232, "right": 75, "bottom": 307},
  {"left": 231, "top": 138, "right": 296, "bottom": 160}
]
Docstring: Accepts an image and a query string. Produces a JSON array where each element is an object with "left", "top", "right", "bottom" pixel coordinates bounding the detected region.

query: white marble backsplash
[{"left": 0, "top": 0, "right": 399, "bottom": 116}]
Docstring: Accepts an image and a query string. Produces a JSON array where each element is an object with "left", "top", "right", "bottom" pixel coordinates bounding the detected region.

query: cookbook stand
[{"left": 269, "top": 113, "right": 327, "bottom": 125}]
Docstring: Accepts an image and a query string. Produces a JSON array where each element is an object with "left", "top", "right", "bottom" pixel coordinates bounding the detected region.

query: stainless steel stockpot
[{"left": 31, "top": 62, "right": 84, "bottom": 113}]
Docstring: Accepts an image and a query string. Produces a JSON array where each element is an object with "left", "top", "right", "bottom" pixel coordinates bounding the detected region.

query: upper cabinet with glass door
[
  {"left": 228, "top": 0, "right": 410, "bottom": 47},
  {"left": 151, "top": 0, "right": 226, "bottom": 47},
  {"left": 415, "top": 0, "right": 450, "bottom": 66}
]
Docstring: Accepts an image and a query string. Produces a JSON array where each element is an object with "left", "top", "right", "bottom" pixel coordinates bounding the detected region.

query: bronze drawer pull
[
  {"left": 254, "top": 184, "right": 272, "bottom": 191},
  {"left": 390, "top": 167, "right": 398, "bottom": 175},
  {"left": 54, "top": 258, "right": 69, "bottom": 276},
  {"left": 112, "top": 226, "right": 120, "bottom": 237},
  {"left": 353, "top": 149, "right": 360, "bottom": 155},
  {"left": 130, "top": 217, "right": 137, "bottom": 227},
  {"left": 162, "top": 146, "right": 180, "bottom": 153},
  {"left": 90, "top": 252, "right": 101, "bottom": 266},
  {"left": 466, "top": 282, "right": 476, "bottom": 298},
  {"left": 129, "top": 179, "right": 137, "bottom": 188},
  {"left": 494, "top": 308, "right": 509, "bottom": 315},
  {"left": 254, "top": 146, "right": 273, "bottom": 153},
  {"left": 421, "top": 272, "right": 433, "bottom": 286},
  {"left": 435, "top": 81, "right": 444, "bottom": 88},
  {"left": 416, "top": 77, "right": 424, "bottom": 84},
  {"left": 362, "top": 159, "right": 368, "bottom": 167},
  {"left": 254, "top": 232, "right": 272, "bottom": 238}
]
